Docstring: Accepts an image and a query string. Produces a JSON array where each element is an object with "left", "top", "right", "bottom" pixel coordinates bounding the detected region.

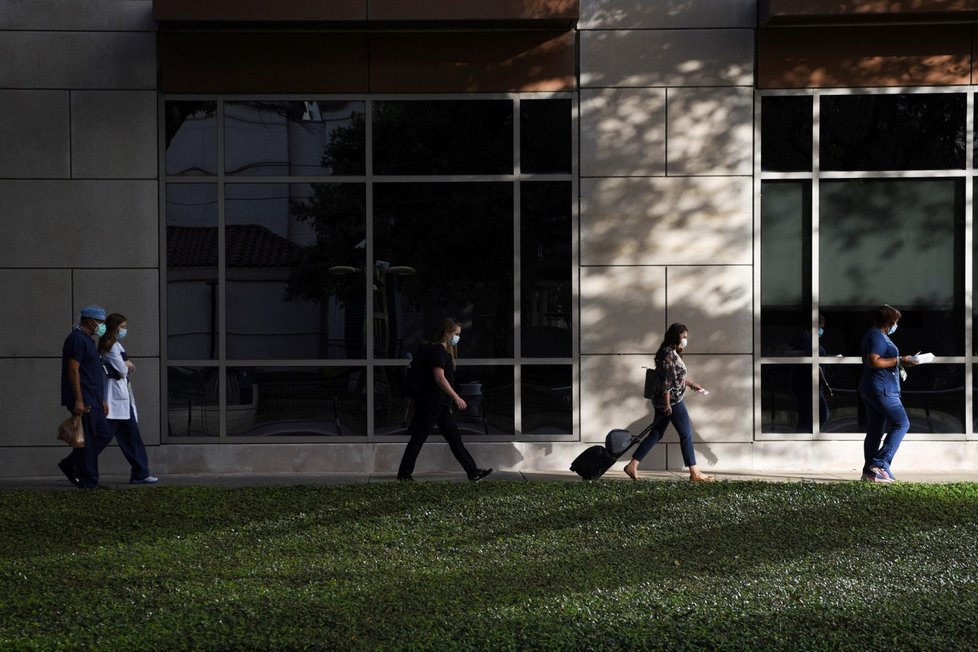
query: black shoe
[
  {"left": 469, "top": 468, "right": 493, "bottom": 483},
  {"left": 57, "top": 460, "right": 79, "bottom": 487},
  {"left": 397, "top": 474, "right": 413, "bottom": 482}
]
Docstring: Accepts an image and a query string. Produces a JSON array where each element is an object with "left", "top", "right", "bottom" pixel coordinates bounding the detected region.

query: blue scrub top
[
  {"left": 858, "top": 327, "right": 900, "bottom": 396},
  {"left": 61, "top": 327, "right": 105, "bottom": 407}
]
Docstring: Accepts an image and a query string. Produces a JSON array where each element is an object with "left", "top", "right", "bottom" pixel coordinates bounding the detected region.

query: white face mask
[
  {"left": 679, "top": 337, "right": 688, "bottom": 349},
  {"left": 448, "top": 334, "right": 460, "bottom": 346}
]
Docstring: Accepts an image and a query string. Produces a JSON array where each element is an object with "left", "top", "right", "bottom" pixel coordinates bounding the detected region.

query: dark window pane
[
  {"left": 373, "top": 100, "right": 513, "bottom": 175},
  {"left": 761, "top": 364, "right": 809, "bottom": 433},
  {"left": 825, "top": 363, "right": 964, "bottom": 435},
  {"left": 225, "top": 101, "right": 365, "bottom": 176},
  {"left": 165, "top": 101, "right": 217, "bottom": 176},
  {"left": 225, "top": 183, "right": 366, "bottom": 360},
  {"left": 901, "top": 364, "right": 964, "bottom": 434},
  {"left": 375, "top": 364, "right": 413, "bottom": 435},
  {"left": 820, "top": 179, "right": 964, "bottom": 356},
  {"left": 522, "top": 182, "right": 571, "bottom": 358},
  {"left": 226, "top": 366, "right": 366, "bottom": 436},
  {"left": 166, "top": 184, "right": 218, "bottom": 360},
  {"left": 374, "top": 183, "right": 514, "bottom": 359},
  {"left": 167, "top": 366, "right": 219, "bottom": 437},
  {"left": 820, "top": 94, "right": 965, "bottom": 171},
  {"left": 521, "top": 99, "right": 572, "bottom": 174},
  {"left": 760, "top": 181, "right": 811, "bottom": 356},
  {"left": 455, "top": 365, "right": 514, "bottom": 436},
  {"left": 761, "top": 95, "right": 812, "bottom": 172},
  {"left": 521, "top": 365, "right": 572, "bottom": 434}
]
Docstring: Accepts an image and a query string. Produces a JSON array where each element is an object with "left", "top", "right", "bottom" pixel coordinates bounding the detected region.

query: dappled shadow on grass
[{"left": 3, "top": 482, "right": 978, "bottom": 649}]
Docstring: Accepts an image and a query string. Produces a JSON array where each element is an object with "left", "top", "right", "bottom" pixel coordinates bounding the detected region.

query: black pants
[{"left": 397, "top": 401, "right": 477, "bottom": 478}]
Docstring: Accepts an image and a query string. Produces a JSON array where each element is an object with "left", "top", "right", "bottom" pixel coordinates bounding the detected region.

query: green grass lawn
[{"left": 2, "top": 480, "right": 978, "bottom": 651}]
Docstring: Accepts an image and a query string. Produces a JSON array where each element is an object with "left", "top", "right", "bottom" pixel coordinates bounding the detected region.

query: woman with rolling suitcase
[{"left": 623, "top": 322, "right": 714, "bottom": 482}]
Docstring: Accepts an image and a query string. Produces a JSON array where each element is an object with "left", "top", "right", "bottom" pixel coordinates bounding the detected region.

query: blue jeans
[
  {"left": 860, "top": 390, "right": 909, "bottom": 476},
  {"left": 632, "top": 400, "right": 697, "bottom": 467}
]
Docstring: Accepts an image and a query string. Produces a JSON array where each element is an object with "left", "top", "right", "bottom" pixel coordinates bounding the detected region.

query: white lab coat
[{"left": 103, "top": 342, "right": 138, "bottom": 421}]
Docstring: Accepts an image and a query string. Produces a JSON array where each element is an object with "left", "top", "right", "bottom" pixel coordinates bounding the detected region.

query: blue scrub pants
[
  {"left": 61, "top": 407, "right": 113, "bottom": 489},
  {"left": 109, "top": 406, "right": 151, "bottom": 482},
  {"left": 632, "top": 400, "right": 698, "bottom": 468},
  {"left": 860, "top": 390, "right": 909, "bottom": 477}
]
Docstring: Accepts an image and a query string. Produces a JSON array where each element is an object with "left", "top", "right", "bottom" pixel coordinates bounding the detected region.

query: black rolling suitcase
[{"left": 570, "top": 418, "right": 661, "bottom": 481}]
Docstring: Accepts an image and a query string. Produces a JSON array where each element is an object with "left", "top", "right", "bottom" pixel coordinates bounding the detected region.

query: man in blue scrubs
[{"left": 58, "top": 305, "right": 114, "bottom": 489}]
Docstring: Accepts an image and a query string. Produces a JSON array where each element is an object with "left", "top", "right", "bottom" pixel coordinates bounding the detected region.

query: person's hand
[
  {"left": 103, "top": 401, "right": 109, "bottom": 414},
  {"left": 454, "top": 396, "right": 467, "bottom": 411},
  {"left": 72, "top": 399, "right": 86, "bottom": 416},
  {"left": 125, "top": 360, "right": 136, "bottom": 373},
  {"left": 663, "top": 404, "right": 672, "bottom": 416}
]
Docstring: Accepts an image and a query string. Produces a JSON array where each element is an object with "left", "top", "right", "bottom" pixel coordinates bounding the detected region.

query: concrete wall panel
[
  {"left": 0, "top": 32, "right": 155, "bottom": 89},
  {"left": 667, "top": 87, "right": 754, "bottom": 175},
  {"left": 0, "top": 1, "right": 155, "bottom": 31},
  {"left": 0, "top": 181, "right": 158, "bottom": 268},
  {"left": 580, "top": 354, "right": 663, "bottom": 447},
  {"left": 73, "top": 269, "right": 160, "bottom": 357},
  {"left": 581, "top": 176, "right": 753, "bottom": 265},
  {"left": 580, "top": 88, "right": 665, "bottom": 176},
  {"left": 580, "top": 29, "right": 754, "bottom": 88},
  {"left": 666, "top": 265, "right": 753, "bottom": 354},
  {"left": 580, "top": 0, "right": 757, "bottom": 29},
  {"left": 581, "top": 266, "right": 666, "bottom": 354},
  {"left": 0, "top": 91, "right": 70, "bottom": 178},
  {"left": 0, "top": 270, "right": 72, "bottom": 357},
  {"left": 71, "top": 91, "right": 158, "bottom": 179},
  {"left": 0, "top": 359, "right": 67, "bottom": 446}
]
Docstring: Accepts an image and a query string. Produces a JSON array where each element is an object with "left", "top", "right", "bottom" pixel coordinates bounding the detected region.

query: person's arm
[
  {"left": 867, "top": 353, "right": 914, "bottom": 369},
  {"left": 104, "top": 345, "right": 129, "bottom": 378},
  {"left": 432, "top": 367, "right": 467, "bottom": 411},
  {"left": 67, "top": 358, "right": 86, "bottom": 415}
]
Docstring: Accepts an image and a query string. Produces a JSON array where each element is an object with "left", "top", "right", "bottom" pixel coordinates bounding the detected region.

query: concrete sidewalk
[{"left": 3, "top": 468, "right": 978, "bottom": 490}]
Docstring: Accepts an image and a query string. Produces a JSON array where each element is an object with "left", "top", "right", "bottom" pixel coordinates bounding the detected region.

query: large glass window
[
  {"left": 163, "top": 95, "right": 575, "bottom": 439},
  {"left": 760, "top": 90, "right": 969, "bottom": 437}
]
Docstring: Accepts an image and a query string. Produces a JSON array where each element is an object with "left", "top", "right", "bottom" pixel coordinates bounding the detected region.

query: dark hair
[
  {"left": 655, "top": 322, "right": 688, "bottom": 366},
  {"left": 872, "top": 305, "right": 901, "bottom": 329},
  {"left": 429, "top": 318, "right": 463, "bottom": 365},
  {"left": 98, "top": 312, "right": 127, "bottom": 355}
]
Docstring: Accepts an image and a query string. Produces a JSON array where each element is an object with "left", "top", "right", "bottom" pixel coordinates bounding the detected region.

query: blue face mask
[
  {"left": 817, "top": 327, "right": 824, "bottom": 338},
  {"left": 888, "top": 324, "right": 898, "bottom": 335},
  {"left": 118, "top": 329, "right": 127, "bottom": 340},
  {"left": 448, "top": 334, "right": 460, "bottom": 346},
  {"left": 94, "top": 322, "right": 107, "bottom": 338}
]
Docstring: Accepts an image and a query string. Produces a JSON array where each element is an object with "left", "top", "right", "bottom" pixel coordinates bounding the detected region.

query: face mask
[
  {"left": 679, "top": 338, "right": 688, "bottom": 349},
  {"left": 818, "top": 327, "right": 824, "bottom": 338},
  {"left": 448, "top": 334, "right": 460, "bottom": 346},
  {"left": 888, "top": 324, "right": 898, "bottom": 335},
  {"left": 94, "top": 322, "right": 107, "bottom": 338},
  {"left": 118, "top": 329, "right": 128, "bottom": 340}
]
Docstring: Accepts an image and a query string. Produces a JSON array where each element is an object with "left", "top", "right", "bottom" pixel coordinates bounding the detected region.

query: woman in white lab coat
[{"left": 98, "top": 313, "right": 158, "bottom": 484}]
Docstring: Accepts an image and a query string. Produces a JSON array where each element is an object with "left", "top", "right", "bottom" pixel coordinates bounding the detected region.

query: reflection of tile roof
[{"left": 167, "top": 225, "right": 301, "bottom": 268}]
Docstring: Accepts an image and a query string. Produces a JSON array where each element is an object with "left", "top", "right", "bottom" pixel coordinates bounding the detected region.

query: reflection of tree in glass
[
  {"left": 285, "top": 183, "right": 366, "bottom": 306},
  {"left": 317, "top": 110, "right": 365, "bottom": 176},
  {"left": 374, "top": 183, "right": 512, "bottom": 315},
  {"left": 164, "top": 101, "right": 215, "bottom": 149}
]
